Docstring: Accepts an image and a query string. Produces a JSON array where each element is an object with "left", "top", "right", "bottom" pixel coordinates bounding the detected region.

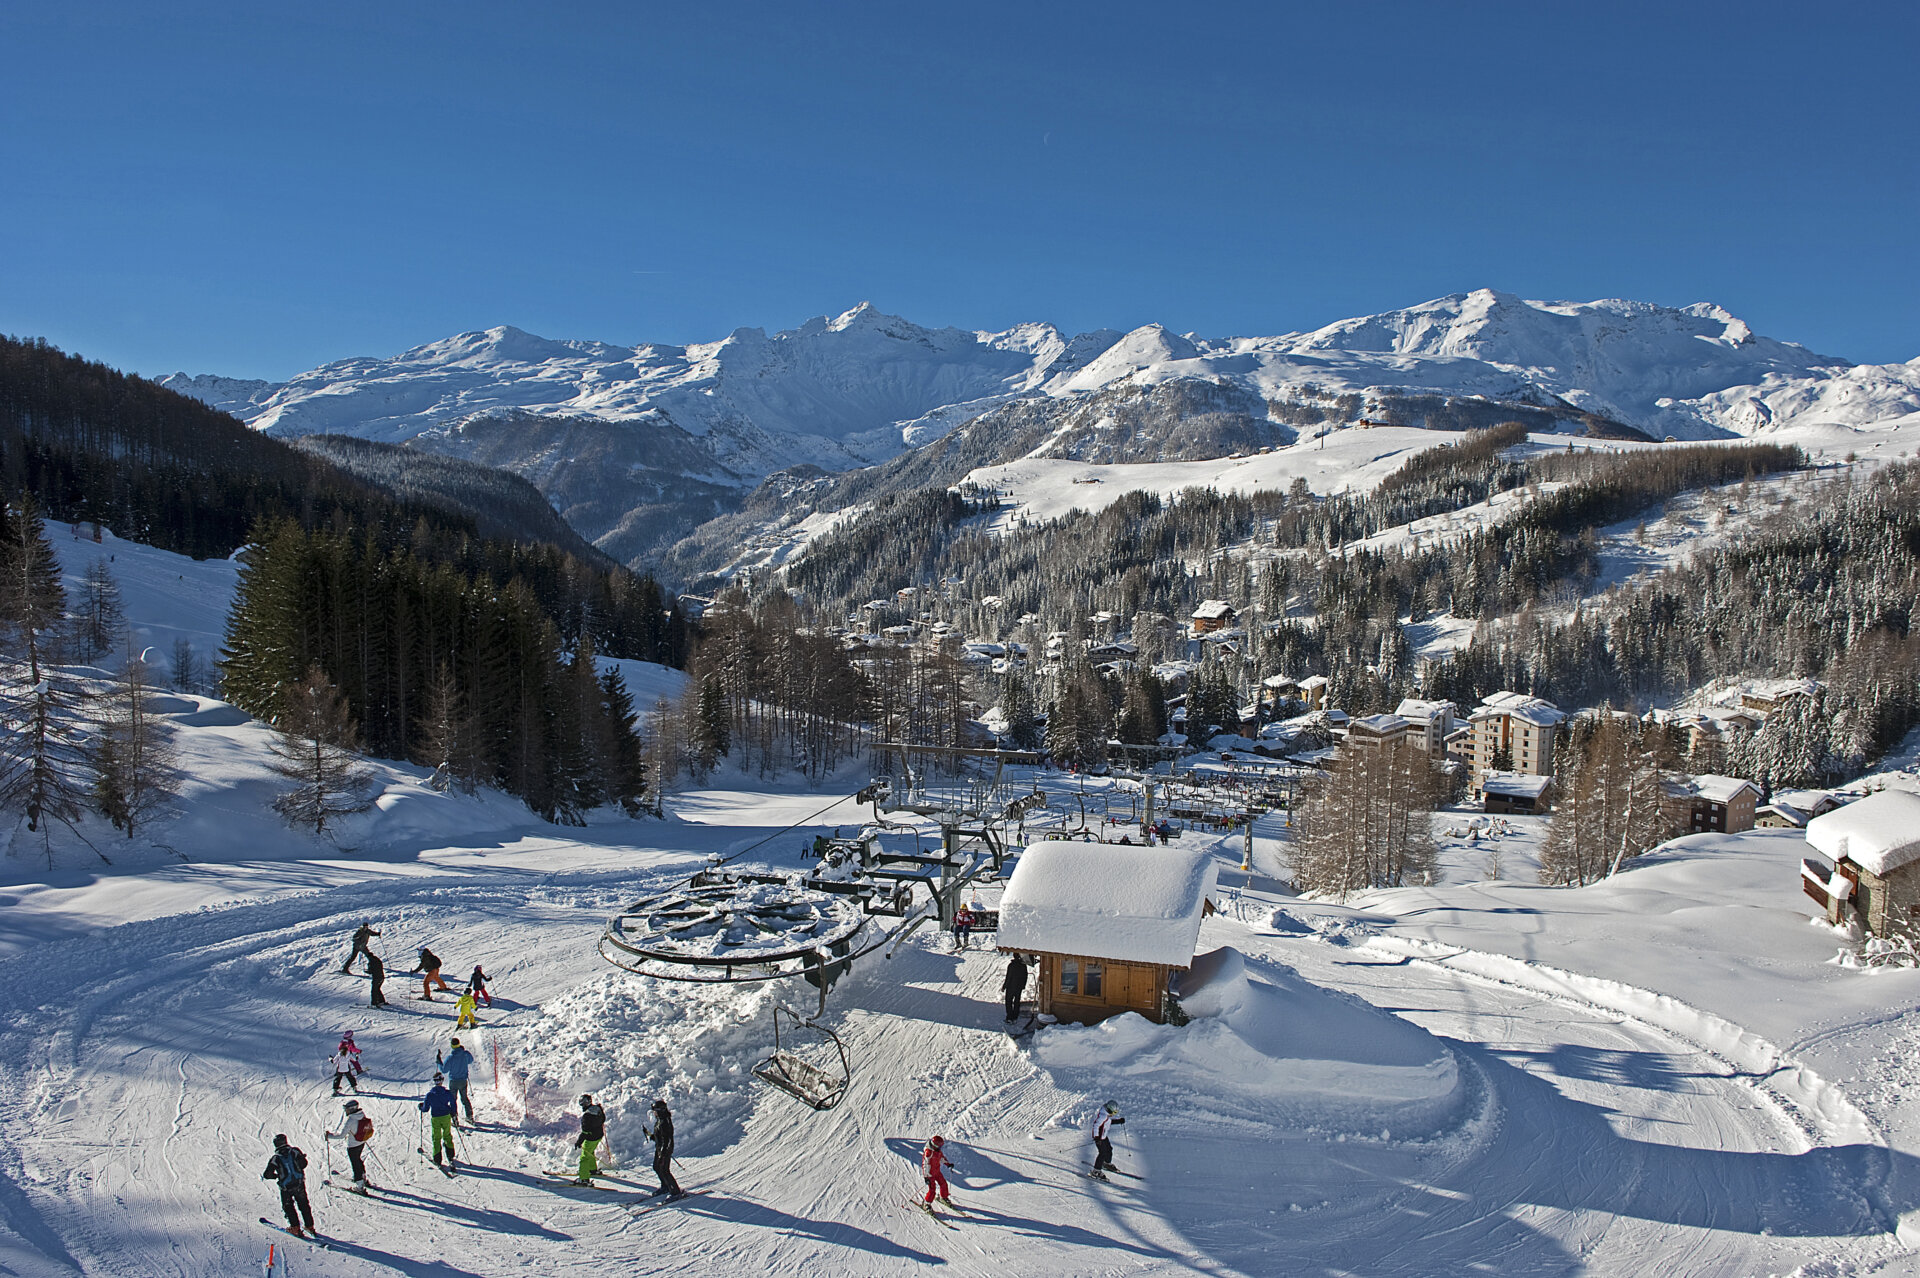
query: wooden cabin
[
  {"left": 996, "top": 840, "right": 1217, "bottom": 1026},
  {"left": 1803, "top": 790, "right": 1920, "bottom": 938}
]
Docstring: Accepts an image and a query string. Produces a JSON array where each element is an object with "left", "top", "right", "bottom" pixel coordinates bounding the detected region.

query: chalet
[
  {"left": 1190, "top": 600, "right": 1237, "bottom": 635},
  {"left": 1478, "top": 771, "right": 1553, "bottom": 815},
  {"left": 1663, "top": 774, "right": 1761, "bottom": 835},
  {"left": 1740, "top": 678, "right": 1822, "bottom": 715},
  {"left": 1468, "top": 692, "right": 1566, "bottom": 782},
  {"left": 997, "top": 841, "right": 1217, "bottom": 1026},
  {"left": 1296, "top": 674, "right": 1329, "bottom": 711},
  {"left": 1802, "top": 791, "right": 1920, "bottom": 937}
]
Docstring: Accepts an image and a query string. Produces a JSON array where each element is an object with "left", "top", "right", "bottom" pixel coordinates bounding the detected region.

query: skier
[
  {"left": 412, "top": 946, "right": 451, "bottom": 1000},
  {"left": 367, "top": 951, "right": 388, "bottom": 1008},
  {"left": 339, "top": 921, "right": 380, "bottom": 975},
  {"left": 324, "top": 1099, "right": 374, "bottom": 1193},
  {"left": 920, "top": 1134, "right": 955, "bottom": 1206},
  {"left": 454, "top": 989, "right": 480, "bottom": 1030},
  {"left": 440, "top": 1037, "right": 476, "bottom": 1125},
  {"left": 419, "top": 1072, "right": 458, "bottom": 1169},
  {"left": 1088, "top": 1100, "right": 1125, "bottom": 1179},
  {"left": 1002, "top": 953, "right": 1029, "bottom": 1022},
  {"left": 466, "top": 963, "right": 492, "bottom": 1008},
  {"left": 571, "top": 1094, "right": 606, "bottom": 1185},
  {"left": 262, "top": 1133, "right": 315, "bottom": 1238},
  {"left": 644, "top": 1099, "right": 683, "bottom": 1198},
  {"left": 330, "top": 1030, "right": 363, "bottom": 1095}
]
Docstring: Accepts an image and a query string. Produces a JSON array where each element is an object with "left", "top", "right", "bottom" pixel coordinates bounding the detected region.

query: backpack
[{"left": 354, "top": 1115, "right": 375, "bottom": 1142}]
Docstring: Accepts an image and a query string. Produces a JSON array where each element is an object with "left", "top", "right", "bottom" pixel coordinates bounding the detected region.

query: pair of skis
[{"left": 258, "top": 1217, "right": 330, "bottom": 1249}]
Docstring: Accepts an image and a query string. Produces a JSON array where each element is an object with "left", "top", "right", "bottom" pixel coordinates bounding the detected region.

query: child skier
[
  {"left": 952, "top": 905, "right": 974, "bottom": 952},
  {"left": 466, "top": 963, "right": 491, "bottom": 1008},
  {"left": 920, "top": 1135, "right": 955, "bottom": 1205},
  {"left": 1088, "top": 1100, "right": 1125, "bottom": 1179},
  {"left": 367, "top": 952, "right": 388, "bottom": 1008},
  {"left": 412, "top": 947, "right": 451, "bottom": 1000},
  {"left": 644, "top": 1099, "right": 683, "bottom": 1198},
  {"left": 329, "top": 1031, "right": 362, "bottom": 1095},
  {"left": 262, "top": 1133, "right": 315, "bottom": 1238},
  {"left": 420, "top": 1073, "right": 458, "bottom": 1169},
  {"left": 324, "top": 1099, "right": 374, "bottom": 1193},
  {"left": 454, "top": 989, "right": 480, "bottom": 1030},
  {"left": 571, "top": 1094, "right": 606, "bottom": 1185}
]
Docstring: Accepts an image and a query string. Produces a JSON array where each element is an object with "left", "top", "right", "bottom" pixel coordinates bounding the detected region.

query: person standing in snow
[
  {"left": 262, "top": 1134, "right": 315, "bottom": 1237},
  {"left": 1002, "top": 953, "right": 1029, "bottom": 1022},
  {"left": 454, "top": 989, "right": 480, "bottom": 1030},
  {"left": 420, "top": 1073, "right": 458, "bottom": 1168},
  {"left": 644, "top": 1100, "right": 683, "bottom": 1198},
  {"left": 439, "top": 1038, "right": 476, "bottom": 1125},
  {"left": 412, "top": 946, "right": 451, "bottom": 1000},
  {"left": 367, "top": 952, "right": 388, "bottom": 1008},
  {"left": 325, "top": 1099, "right": 374, "bottom": 1193},
  {"left": 571, "top": 1094, "right": 606, "bottom": 1185},
  {"left": 340, "top": 922, "right": 380, "bottom": 975},
  {"left": 920, "top": 1135, "right": 955, "bottom": 1205},
  {"left": 466, "top": 963, "right": 491, "bottom": 1008},
  {"left": 330, "top": 1030, "right": 363, "bottom": 1095},
  {"left": 1088, "top": 1100, "right": 1124, "bottom": 1179}
]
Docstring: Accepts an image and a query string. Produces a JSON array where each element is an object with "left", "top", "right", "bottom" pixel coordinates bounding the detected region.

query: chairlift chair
[{"left": 751, "top": 1004, "right": 851, "bottom": 1112}]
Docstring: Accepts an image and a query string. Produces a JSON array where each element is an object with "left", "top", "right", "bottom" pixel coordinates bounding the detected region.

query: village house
[
  {"left": 1345, "top": 713, "right": 1411, "bottom": 753},
  {"left": 1190, "top": 599, "right": 1237, "bottom": 636},
  {"left": 1478, "top": 771, "right": 1553, "bottom": 815},
  {"left": 1663, "top": 774, "right": 1762, "bottom": 835},
  {"left": 1296, "top": 674, "right": 1329, "bottom": 711},
  {"left": 1802, "top": 790, "right": 1920, "bottom": 938},
  {"left": 1740, "top": 678, "right": 1822, "bottom": 715},
  {"left": 997, "top": 841, "right": 1217, "bottom": 1026},
  {"left": 1468, "top": 692, "right": 1566, "bottom": 782},
  {"left": 1757, "top": 789, "right": 1848, "bottom": 830}
]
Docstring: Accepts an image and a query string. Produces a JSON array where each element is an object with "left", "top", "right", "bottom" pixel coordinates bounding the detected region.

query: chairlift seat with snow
[{"left": 752, "top": 1004, "right": 850, "bottom": 1111}]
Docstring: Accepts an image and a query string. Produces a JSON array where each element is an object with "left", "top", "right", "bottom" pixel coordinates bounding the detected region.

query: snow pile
[
  {"left": 505, "top": 968, "right": 777, "bottom": 1163},
  {"left": 1031, "top": 945, "right": 1463, "bottom": 1138},
  {"left": 998, "top": 840, "right": 1217, "bottom": 966},
  {"left": 1806, "top": 790, "right": 1920, "bottom": 876}
]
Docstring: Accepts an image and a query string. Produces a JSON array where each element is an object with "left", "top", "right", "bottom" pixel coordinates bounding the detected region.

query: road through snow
[{"left": 0, "top": 847, "right": 1911, "bottom": 1277}]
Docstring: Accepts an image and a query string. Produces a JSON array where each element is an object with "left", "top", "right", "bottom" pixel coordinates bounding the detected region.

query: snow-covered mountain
[{"left": 160, "top": 291, "right": 1920, "bottom": 572}]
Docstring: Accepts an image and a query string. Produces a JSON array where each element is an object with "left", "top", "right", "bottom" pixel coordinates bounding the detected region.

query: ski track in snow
[{"left": 0, "top": 839, "right": 1913, "bottom": 1276}]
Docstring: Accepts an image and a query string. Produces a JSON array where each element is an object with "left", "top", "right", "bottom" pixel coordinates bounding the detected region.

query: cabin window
[
  {"left": 1061, "top": 960, "right": 1079, "bottom": 996},
  {"left": 1084, "top": 962, "right": 1104, "bottom": 997}
]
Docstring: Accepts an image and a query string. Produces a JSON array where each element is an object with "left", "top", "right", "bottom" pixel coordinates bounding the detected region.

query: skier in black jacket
[
  {"left": 262, "top": 1134, "right": 315, "bottom": 1237},
  {"left": 571, "top": 1094, "right": 607, "bottom": 1185},
  {"left": 1003, "top": 954, "right": 1029, "bottom": 1022},
  {"left": 367, "top": 952, "right": 388, "bottom": 1007},
  {"left": 645, "top": 1099, "right": 684, "bottom": 1198}
]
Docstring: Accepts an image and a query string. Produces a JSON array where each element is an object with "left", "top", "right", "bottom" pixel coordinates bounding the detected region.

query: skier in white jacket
[{"left": 1089, "top": 1100, "right": 1124, "bottom": 1179}]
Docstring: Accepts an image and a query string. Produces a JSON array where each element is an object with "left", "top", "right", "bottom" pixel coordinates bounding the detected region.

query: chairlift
[{"left": 751, "top": 1004, "right": 851, "bottom": 1112}]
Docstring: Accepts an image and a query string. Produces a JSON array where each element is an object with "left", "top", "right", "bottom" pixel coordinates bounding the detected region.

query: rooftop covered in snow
[
  {"left": 1806, "top": 790, "right": 1920, "bottom": 878},
  {"left": 998, "top": 841, "right": 1217, "bottom": 968}
]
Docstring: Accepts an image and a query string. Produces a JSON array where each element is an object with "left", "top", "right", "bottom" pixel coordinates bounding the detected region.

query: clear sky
[{"left": 3, "top": 1, "right": 1915, "bottom": 380}]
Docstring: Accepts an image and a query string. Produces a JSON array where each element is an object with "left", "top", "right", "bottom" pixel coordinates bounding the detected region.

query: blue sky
[{"left": 3, "top": 2, "right": 1915, "bottom": 379}]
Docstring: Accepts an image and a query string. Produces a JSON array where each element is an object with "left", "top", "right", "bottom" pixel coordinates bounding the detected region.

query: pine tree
[
  {"left": 92, "top": 644, "right": 178, "bottom": 838},
  {"left": 418, "top": 665, "right": 485, "bottom": 794},
  {"left": 268, "top": 664, "right": 373, "bottom": 835}
]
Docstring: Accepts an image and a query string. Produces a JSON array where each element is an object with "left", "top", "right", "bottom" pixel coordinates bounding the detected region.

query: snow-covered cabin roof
[
  {"left": 1297, "top": 675, "right": 1329, "bottom": 691},
  {"left": 1806, "top": 791, "right": 1920, "bottom": 878},
  {"left": 1191, "top": 599, "right": 1235, "bottom": 621},
  {"left": 998, "top": 841, "right": 1218, "bottom": 968},
  {"left": 1481, "top": 772, "right": 1552, "bottom": 799},
  {"left": 1349, "top": 713, "right": 1409, "bottom": 736},
  {"left": 1395, "top": 698, "right": 1454, "bottom": 725}
]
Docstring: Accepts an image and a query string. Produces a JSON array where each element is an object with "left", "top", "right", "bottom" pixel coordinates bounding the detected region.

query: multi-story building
[
  {"left": 1394, "top": 698, "right": 1458, "bottom": 760},
  {"left": 1344, "top": 713, "right": 1410, "bottom": 754},
  {"left": 1468, "top": 692, "right": 1566, "bottom": 781}
]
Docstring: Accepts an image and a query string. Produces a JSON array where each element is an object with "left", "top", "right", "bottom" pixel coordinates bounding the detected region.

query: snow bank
[{"left": 1032, "top": 947, "right": 1464, "bottom": 1139}]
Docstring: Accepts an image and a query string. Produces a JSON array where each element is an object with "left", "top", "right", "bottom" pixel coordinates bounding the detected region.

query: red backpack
[{"left": 354, "top": 1115, "right": 375, "bottom": 1142}]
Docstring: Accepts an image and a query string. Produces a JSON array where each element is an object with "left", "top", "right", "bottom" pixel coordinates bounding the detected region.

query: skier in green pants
[
  {"left": 572, "top": 1094, "right": 606, "bottom": 1185},
  {"left": 419, "top": 1073, "right": 459, "bottom": 1170}
]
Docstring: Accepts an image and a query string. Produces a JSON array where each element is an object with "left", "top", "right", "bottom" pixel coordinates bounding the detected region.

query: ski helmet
[
  {"left": 449, "top": 1038, "right": 460, "bottom": 1047},
  {"left": 273, "top": 1133, "right": 289, "bottom": 1148},
  {"left": 433, "top": 1072, "right": 444, "bottom": 1082},
  {"left": 1103, "top": 1100, "right": 1119, "bottom": 1114},
  {"left": 929, "top": 1135, "right": 944, "bottom": 1147},
  {"left": 341, "top": 1030, "right": 354, "bottom": 1041},
  {"left": 579, "top": 1094, "right": 593, "bottom": 1107},
  {"left": 343, "top": 1100, "right": 361, "bottom": 1113}
]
